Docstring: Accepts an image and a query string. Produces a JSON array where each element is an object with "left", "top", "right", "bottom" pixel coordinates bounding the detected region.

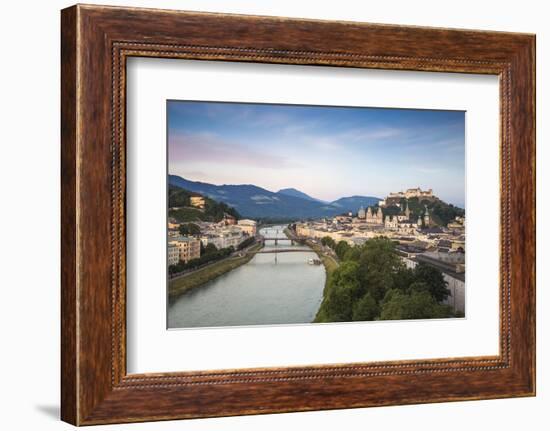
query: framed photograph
[
  {"left": 165, "top": 100, "right": 466, "bottom": 330},
  {"left": 61, "top": 4, "right": 536, "bottom": 425}
]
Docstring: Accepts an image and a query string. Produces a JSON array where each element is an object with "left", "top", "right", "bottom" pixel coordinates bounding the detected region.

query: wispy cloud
[
  {"left": 167, "top": 101, "right": 465, "bottom": 203},
  {"left": 278, "top": 126, "right": 405, "bottom": 153},
  {"left": 169, "top": 131, "right": 299, "bottom": 169}
]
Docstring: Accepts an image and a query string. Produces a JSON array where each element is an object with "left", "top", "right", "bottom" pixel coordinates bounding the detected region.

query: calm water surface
[{"left": 168, "top": 226, "right": 325, "bottom": 328}]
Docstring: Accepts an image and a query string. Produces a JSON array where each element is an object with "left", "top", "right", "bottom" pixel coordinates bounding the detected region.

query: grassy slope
[
  {"left": 168, "top": 243, "right": 262, "bottom": 300},
  {"left": 169, "top": 207, "right": 210, "bottom": 223}
]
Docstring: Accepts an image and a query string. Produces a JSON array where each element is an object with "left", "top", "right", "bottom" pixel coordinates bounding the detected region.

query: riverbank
[
  {"left": 168, "top": 242, "right": 263, "bottom": 301},
  {"left": 309, "top": 241, "right": 339, "bottom": 322},
  {"left": 308, "top": 241, "right": 339, "bottom": 284}
]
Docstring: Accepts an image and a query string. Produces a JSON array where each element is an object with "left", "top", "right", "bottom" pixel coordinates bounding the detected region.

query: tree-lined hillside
[{"left": 168, "top": 185, "right": 240, "bottom": 223}]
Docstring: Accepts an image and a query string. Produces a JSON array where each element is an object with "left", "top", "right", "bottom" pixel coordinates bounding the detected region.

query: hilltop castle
[{"left": 379, "top": 187, "right": 435, "bottom": 207}]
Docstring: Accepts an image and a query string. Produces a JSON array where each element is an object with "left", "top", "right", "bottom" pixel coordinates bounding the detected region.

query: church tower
[
  {"left": 423, "top": 205, "right": 431, "bottom": 227},
  {"left": 366, "top": 206, "right": 372, "bottom": 223},
  {"left": 404, "top": 201, "right": 410, "bottom": 219},
  {"left": 377, "top": 207, "right": 383, "bottom": 224}
]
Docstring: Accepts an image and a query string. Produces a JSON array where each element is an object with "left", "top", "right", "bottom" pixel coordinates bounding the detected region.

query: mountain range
[
  {"left": 277, "top": 187, "right": 326, "bottom": 203},
  {"left": 168, "top": 175, "right": 380, "bottom": 220}
]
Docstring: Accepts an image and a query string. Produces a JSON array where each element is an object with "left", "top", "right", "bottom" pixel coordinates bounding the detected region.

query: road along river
[{"left": 168, "top": 225, "right": 326, "bottom": 329}]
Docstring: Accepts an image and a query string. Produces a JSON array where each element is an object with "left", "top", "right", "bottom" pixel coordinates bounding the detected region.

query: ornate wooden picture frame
[{"left": 61, "top": 4, "right": 535, "bottom": 425}]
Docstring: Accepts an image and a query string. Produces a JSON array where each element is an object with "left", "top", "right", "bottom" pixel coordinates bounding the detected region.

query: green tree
[
  {"left": 430, "top": 201, "right": 465, "bottom": 226},
  {"left": 352, "top": 293, "right": 379, "bottom": 321},
  {"left": 393, "top": 266, "right": 416, "bottom": 293},
  {"left": 334, "top": 240, "right": 351, "bottom": 260},
  {"left": 413, "top": 263, "right": 450, "bottom": 302},
  {"left": 343, "top": 247, "right": 360, "bottom": 262},
  {"left": 168, "top": 186, "right": 191, "bottom": 207},
  {"left": 237, "top": 236, "right": 255, "bottom": 250},
  {"left": 168, "top": 185, "right": 241, "bottom": 223},
  {"left": 321, "top": 236, "right": 336, "bottom": 249},
  {"left": 356, "top": 237, "right": 404, "bottom": 302},
  {"left": 314, "top": 237, "right": 457, "bottom": 324},
  {"left": 178, "top": 223, "right": 201, "bottom": 236},
  {"left": 381, "top": 205, "right": 400, "bottom": 217},
  {"left": 201, "top": 242, "right": 218, "bottom": 256},
  {"left": 380, "top": 290, "right": 452, "bottom": 320},
  {"left": 322, "top": 261, "right": 360, "bottom": 321},
  {"left": 408, "top": 281, "right": 430, "bottom": 294}
]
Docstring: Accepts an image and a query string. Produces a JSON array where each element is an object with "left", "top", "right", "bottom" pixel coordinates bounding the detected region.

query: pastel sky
[{"left": 168, "top": 101, "right": 465, "bottom": 207}]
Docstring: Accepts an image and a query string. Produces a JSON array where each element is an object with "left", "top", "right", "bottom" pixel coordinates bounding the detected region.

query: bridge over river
[
  {"left": 255, "top": 248, "right": 311, "bottom": 254},
  {"left": 247, "top": 233, "right": 311, "bottom": 255},
  {"left": 168, "top": 225, "right": 325, "bottom": 329},
  {"left": 259, "top": 234, "right": 306, "bottom": 245},
  {"left": 260, "top": 236, "right": 296, "bottom": 245}
]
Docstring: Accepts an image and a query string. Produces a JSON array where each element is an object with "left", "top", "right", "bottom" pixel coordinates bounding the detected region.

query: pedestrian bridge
[
  {"left": 256, "top": 248, "right": 311, "bottom": 254},
  {"left": 260, "top": 236, "right": 296, "bottom": 245}
]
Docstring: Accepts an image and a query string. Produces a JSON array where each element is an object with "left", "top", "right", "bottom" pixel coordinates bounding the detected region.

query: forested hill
[
  {"left": 380, "top": 196, "right": 465, "bottom": 227},
  {"left": 168, "top": 185, "right": 240, "bottom": 223}
]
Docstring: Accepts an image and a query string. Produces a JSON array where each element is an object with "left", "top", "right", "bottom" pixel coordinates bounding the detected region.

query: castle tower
[{"left": 358, "top": 206, "right": 366, "bottom": 219}]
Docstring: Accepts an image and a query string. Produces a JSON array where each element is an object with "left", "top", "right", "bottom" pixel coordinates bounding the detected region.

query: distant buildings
[
  {"left": 380, "top": 187, "right": 435, "bottom": 207},
  {"left": 169, "top": 236, "right": 201, "bottom": 264},
  {"left": 365, "top": 207, "right": 384, "bottom": 225},
  {"left": 190, "top": 196, "right": 205, "bottom": 209},
  {"left": 168, "top": 213, "right": 256, "bottom": 261},
  {"left": 448, "top": 215, "right": 466, "bottom": 230},
  {"left": 296, "top": 222, "right": 360, "bottom": 244},
  {"left": 237, "top": 219, "right": 257, "bottom": 236},
  {"left": 384, "top": 215, "right": 399, "bottom": 230},
  {"left": 222, "top": 213, "right": 237, "bottom": 225},
  {"left": 167, "top": 220, "right": 180, "bottom": 230},
  {"left": 200, "top": 226, "right": 244, "bottom": 249},
  {"left": 167, "top": 229, "right": 180, "bottom": 238},
  {"left": 168, "top": 243, "right": 180, "bottom": 266},
  {"left": 294, "top": 187, "right": 466, "bottom": 314},
  {"left": 399, "top": 250, "right": 465, "bottom": 314},
  {"left": 199, "top": 219, "right": 257, "bottom": 249},
  {"left": 359, "top": 201, "right": 419, "bottom": 232},
  {"left": 334, "top": 215, "right": 352, "bottom": 224},
  {"left": 297, "top": 188, "right": 463, "bottom": 248}
]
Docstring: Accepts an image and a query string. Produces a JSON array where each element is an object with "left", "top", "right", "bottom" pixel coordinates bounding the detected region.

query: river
[{"left": 168, "top": 225, "right": 326, "bottom": 329}]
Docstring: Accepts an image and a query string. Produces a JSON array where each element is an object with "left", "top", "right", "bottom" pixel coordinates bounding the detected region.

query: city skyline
[{"left": 168, "top": 100, "right": 465, "bottom": 207}]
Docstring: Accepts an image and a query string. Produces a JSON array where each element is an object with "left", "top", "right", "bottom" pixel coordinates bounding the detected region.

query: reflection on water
[{"left": 168, "top": 226, "right": 325, "bottom": 328}]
